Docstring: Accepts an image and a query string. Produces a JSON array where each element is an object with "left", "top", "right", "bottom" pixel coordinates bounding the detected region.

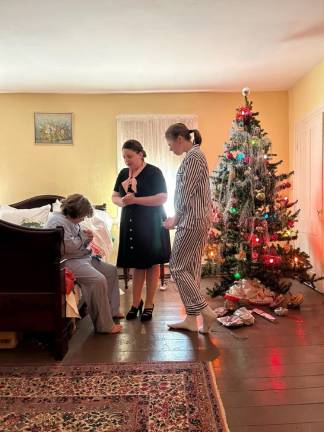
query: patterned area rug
[{"left": 0, "top": 361, "right": 228, "bottom": 432}]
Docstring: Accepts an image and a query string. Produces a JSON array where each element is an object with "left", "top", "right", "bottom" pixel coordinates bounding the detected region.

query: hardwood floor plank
[
  {"left": 228, "top": 403, "right": 324, "bottom": 427},
  {"left": 230, "top": 423, "right": 324, "bottom": 432},
  {"left": 216, "top": 375, "right": 324, "bottom": 391},
  {"left": 213, "top": 362, "right": 324, "bottom": 379},
  {"left": 221, "top": 386, "right": 324, "bottom": 407}
]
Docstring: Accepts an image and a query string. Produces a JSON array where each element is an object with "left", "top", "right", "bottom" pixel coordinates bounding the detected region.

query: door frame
[{"left": 293, "top": 104, "right": 324, "bottom": 292}]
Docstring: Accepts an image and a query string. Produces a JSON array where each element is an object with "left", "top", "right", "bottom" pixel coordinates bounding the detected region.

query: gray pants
[{"left": 65, "top": 257, "right": 120, "bottom": 332}]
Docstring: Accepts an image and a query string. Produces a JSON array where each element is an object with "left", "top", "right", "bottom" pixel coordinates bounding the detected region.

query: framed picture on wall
[{"left": 34, "top": 113, "right": 73, "bottom": 145}]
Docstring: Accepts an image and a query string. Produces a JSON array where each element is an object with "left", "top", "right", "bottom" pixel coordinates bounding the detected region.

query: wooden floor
[{"left": 1, "top": 281, "right": 324, "bottom": 431}]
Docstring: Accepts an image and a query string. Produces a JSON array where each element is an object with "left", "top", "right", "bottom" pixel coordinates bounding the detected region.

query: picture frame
[{"left": 34, "top": 112, "right": 73, "bottom": 145}]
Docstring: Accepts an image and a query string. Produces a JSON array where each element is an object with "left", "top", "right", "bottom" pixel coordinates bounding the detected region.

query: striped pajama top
[{"left": 174, "top": 144, "right": 212, "bottom": 228}]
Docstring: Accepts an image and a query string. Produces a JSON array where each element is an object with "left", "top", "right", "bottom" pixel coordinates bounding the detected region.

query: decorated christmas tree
[{"left": 204, "top": 88, "right": 322, "bottom": 297}]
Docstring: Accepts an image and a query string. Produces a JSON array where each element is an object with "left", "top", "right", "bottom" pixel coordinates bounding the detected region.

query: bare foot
[
  {"left": 167, "top": 316, "right": 198, "bottom": 332},
  {"left": 110, "top": 324, "right": 123, "bottom": 334}
]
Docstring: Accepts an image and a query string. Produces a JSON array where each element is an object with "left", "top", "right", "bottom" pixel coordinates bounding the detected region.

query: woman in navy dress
[{"left": 112, "top": 140, "right": 171, "bottom": 321}]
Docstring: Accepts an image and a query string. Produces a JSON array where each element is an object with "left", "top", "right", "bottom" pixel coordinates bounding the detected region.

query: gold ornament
[{"left": 256, "top": 192, "right": 265, "bottom": 201}]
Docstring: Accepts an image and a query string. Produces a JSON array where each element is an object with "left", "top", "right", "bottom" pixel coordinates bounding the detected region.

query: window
[{"left": 116, "top": 114, "right": 198, "bottom": 216}]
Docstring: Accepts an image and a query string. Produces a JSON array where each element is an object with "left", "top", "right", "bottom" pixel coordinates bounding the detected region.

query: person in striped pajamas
[{"left": 163, "top": 123, "right": 217, "bottom": 334}]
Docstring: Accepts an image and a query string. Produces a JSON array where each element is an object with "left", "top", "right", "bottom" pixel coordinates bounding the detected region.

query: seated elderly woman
[{"left": 46, "top": 194, "right": 123, "bottom": 334}]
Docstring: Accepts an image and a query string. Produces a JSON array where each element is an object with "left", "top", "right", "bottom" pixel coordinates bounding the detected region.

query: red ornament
[
  {"left": 287, "top": 220, "right": 295, "bottom": 227},
  {"left": 252, "top": 251, "right": 258, "bottom": 260},
  {"left": 270, "top": 233, "right": 278, "bottom": 241},
  {"left": 226, "top": 152, "right": 234, "bottom": 160},
  {"left": 243, "top": 156, "right": 251, "bottom": 164},
  {"left": 236, "top": 106, "right": 252, "bottom": 122}
]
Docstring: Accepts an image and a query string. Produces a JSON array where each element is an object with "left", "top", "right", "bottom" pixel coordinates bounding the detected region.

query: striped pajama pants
[{"left": 169, "top": 223, "right": 209, "bottom": 316}]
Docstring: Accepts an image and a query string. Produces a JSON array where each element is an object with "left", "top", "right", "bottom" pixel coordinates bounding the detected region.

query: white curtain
[{"left": 116, "top": 114, "right": 198, "bottom": 216}]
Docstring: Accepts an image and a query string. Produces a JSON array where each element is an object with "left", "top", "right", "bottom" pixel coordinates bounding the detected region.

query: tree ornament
[
  {"left": 252, "top": 251, "right": 258, "bottom": 260},
  {"left": 256, "top": 192, "right": 265, "bottom": 201},
  {"left": 236, "top": 152, "right": 245, "bottom": 162},
  {"left": 226, "top": 152, "right": 234, "bottom": 160},
  {"left": 236, "top": 106, "right": 252, "bottom": 122},
  {"left": 244, "top": 167, "right": 252, "bottom": 176},
  {"left": 250, "top": 137, "right": 260, "bottom": 146},
  {"left": 241, "top": 87, "right": 250, "bottom": 97},
  {"left": 230, "top": 207, "right": 238, "bottom": 215},
  {"left": 281, "top": 229, "right": 292, "bottom": 238},
  {"left": 243, "top": 156, "right": 251, "bottom": 164},
  {"left": 233, "top": 271, "right": 242, "bottom": 280}
]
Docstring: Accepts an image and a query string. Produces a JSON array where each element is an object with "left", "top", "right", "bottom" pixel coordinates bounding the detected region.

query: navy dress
[{"left": 114, "top": 164, "right": 171, "bottom": 269}]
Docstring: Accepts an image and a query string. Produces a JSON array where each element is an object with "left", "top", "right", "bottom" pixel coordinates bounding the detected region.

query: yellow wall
[
  {"left": 0, "top": 91, "right": 288, "bottom": 215},
  {"left": 289, "top": 60, "right": 324, "bottom": 167}
]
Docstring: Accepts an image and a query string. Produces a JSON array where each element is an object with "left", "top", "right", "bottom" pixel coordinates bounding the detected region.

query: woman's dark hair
[
  {"left": 122, "top": 139, "right": 147, "bottom": 158},
  {"left": 61, "top": 194, "right": 93, "bottom": 219},
  {"left": 165, "top": 123, "right": 202, "bottom": 146}
]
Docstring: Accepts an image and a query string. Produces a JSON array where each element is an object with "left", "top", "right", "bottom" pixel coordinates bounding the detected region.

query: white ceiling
[{"left": 0, "top": 0, "right": 324, "bottom": 93}]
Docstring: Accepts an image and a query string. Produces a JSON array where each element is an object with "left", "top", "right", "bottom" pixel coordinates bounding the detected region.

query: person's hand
[
  {"left": 163, "top": 216, "right": 176, "bottom": 230},
  {"left": 83, "top": 229, "right": 94, "bottom": 242},
  {"left": 122, "top": 193, "right": 137, "bottom": 206}
]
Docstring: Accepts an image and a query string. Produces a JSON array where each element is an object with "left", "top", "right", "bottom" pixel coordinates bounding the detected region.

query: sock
[
  {"left": 167, "top": 315, "right": 198, "bottom": 332},
  {"left": 199, "top": 305, "right": 217, "bottom": 334}
]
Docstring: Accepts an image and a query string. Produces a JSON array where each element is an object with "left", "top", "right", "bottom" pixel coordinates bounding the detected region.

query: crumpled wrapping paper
[
  {"left": 226, "top": 279, "right": 274, "bottom": 305},
  {"left": 274, "top": 307, "right": 288, "bottom": 316},
  {"left": 217, "top": 315, "right": 244, "bottom": 327},
  {"left": 217, "top": 307, "right": 255, "bottom": 327},
  {"left": 234, "top": 307, "right": 255, "bottom": 325}
]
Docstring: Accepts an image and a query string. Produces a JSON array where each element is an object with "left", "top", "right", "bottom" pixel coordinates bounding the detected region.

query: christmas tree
[{"left": 204, "top": 88, "right": 322, "bottom": 296}]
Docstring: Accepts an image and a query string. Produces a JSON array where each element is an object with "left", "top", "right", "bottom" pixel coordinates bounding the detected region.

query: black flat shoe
[
  {"left": 140, "top": 305, "right": 154, "bottom": 322},
  {"left": 126, "top": 300, "right": 144, "bottom": 320}
]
